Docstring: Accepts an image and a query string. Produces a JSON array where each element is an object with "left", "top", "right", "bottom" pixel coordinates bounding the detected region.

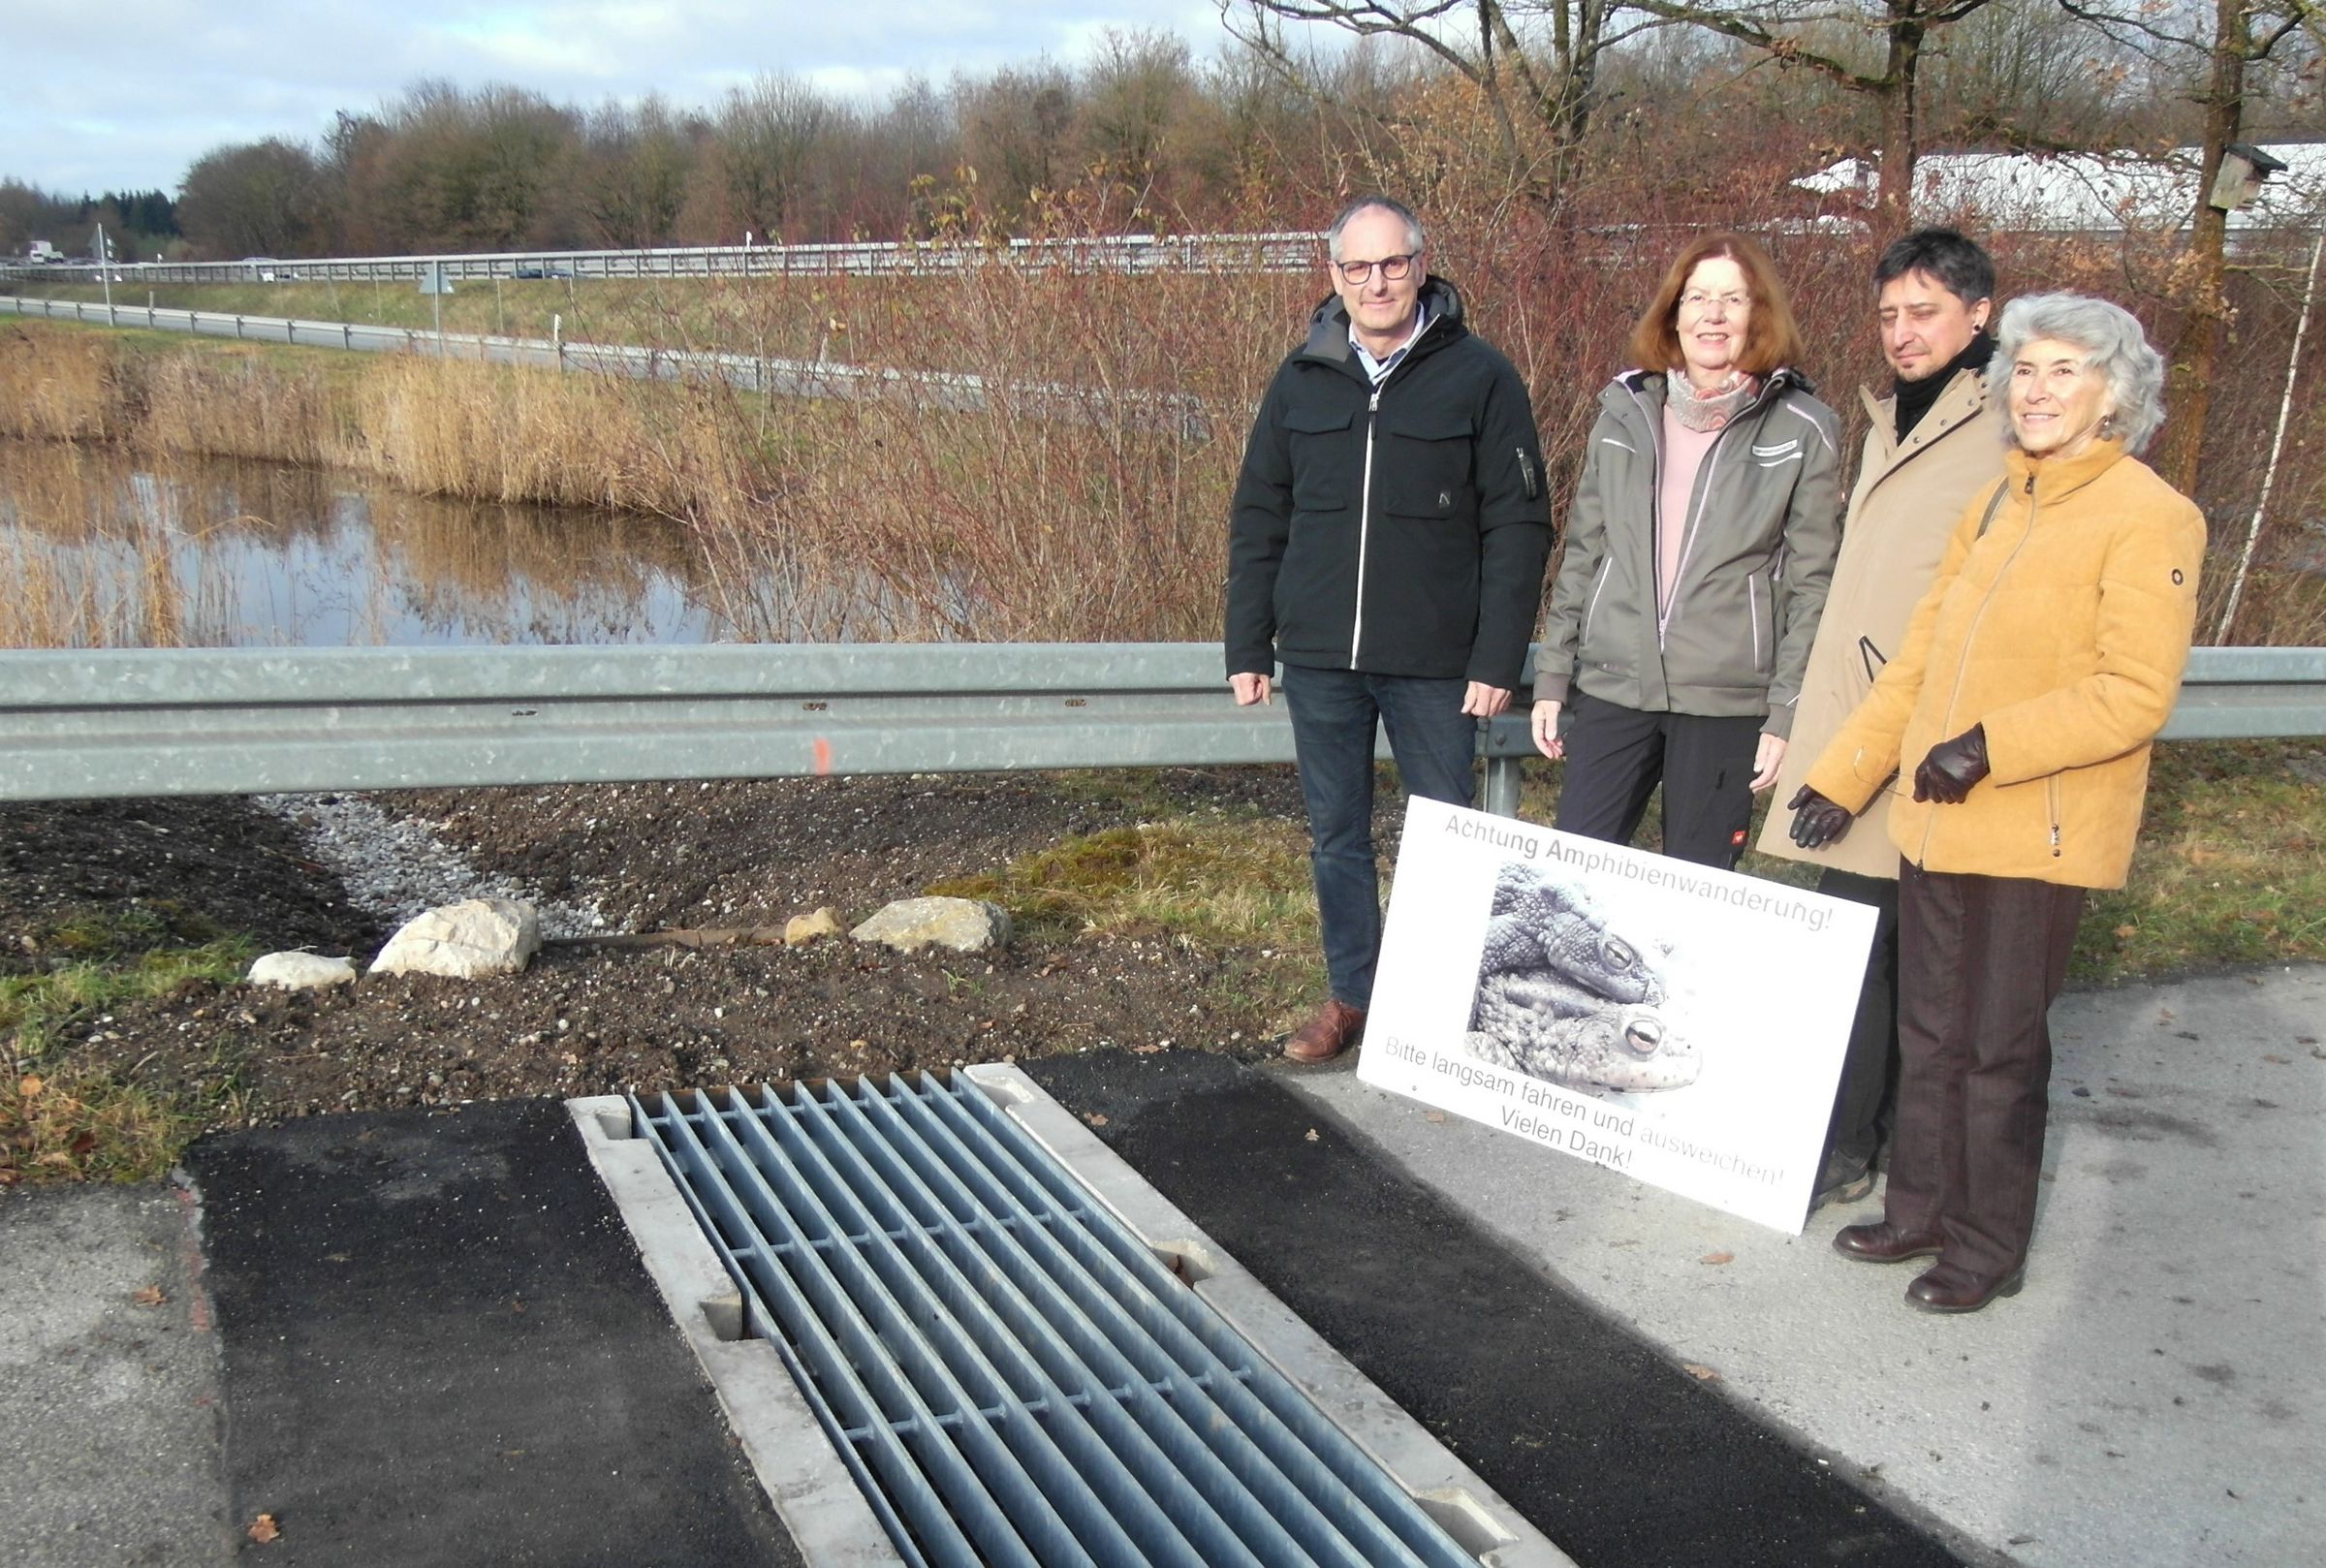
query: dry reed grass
[
  {"left": 139, "top": 353, "right": 337, "bottom": 466},
  {"left": 345, "top": 355, "right": 745, "bottom": 515},
  {"left": 7, "top": 204, "right": 2322, "bottom": 655},
  {"left": 0, "top": 328, "right": 124, "bottom": 442}
]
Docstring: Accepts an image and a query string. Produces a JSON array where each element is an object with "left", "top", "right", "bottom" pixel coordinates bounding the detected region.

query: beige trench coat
[{"left": 1756, "top": 365, "right": 2004, "bottom": 878}]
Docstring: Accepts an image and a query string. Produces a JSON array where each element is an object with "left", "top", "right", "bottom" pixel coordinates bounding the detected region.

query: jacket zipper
[
  {"left": 1747, "top": 573, "right": 1763, "bottom": 669},
  {"left": 1351, "top": 385, "right": 1381, "bottom": 665},
  {"left": 1621, "top": 383, "right": 1671, "bottom": 635},
  {"left": 1917, "top": 469, "right": 2037, "bottom": 866},
  {"left": 2046, "top": 775, "right": 2062, "bottom": 858}
]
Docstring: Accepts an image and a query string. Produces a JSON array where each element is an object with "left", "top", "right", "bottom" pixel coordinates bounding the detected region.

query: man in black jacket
[{"left": 1226, "top": 196, "right": 1552, "bottom": 1063}]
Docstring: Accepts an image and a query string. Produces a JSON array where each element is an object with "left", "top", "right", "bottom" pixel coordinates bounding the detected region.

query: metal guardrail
[
  {"left": 0, "top": 296, "right": 1209, "bottom": 432},
  {"left": 0, "top": 232, "right": 1322, "bottom": 287},
  {"left": 1, "top": 643, "right": 2317, "bottom": 812}
]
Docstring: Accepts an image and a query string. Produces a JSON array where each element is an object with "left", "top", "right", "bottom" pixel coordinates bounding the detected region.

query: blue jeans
[{"left": 1280, "top": 664, "right": 1479, "bottom": 1010}]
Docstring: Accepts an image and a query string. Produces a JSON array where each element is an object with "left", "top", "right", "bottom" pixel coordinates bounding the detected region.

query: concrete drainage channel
[{"left": 571, "top": 1067, "right": 1573, "bottom": 1568}]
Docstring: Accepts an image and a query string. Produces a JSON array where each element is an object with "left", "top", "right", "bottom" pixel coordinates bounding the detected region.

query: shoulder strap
[{"left": 1975, "top": 478, "right": 2011, "bottom": 540}]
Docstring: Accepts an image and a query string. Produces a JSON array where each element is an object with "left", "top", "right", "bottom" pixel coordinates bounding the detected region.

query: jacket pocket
[
  {"left": 1748, "top": 571, "right": 1774, "bottom": 676},
  {"left": 1375, "top": 407, "right": 1476, "bottom": 518},
  {"left": 1285, "top": 404, "right": 1354, "bottom": 511}
]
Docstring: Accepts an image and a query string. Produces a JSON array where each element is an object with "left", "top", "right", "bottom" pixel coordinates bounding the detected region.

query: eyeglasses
[
  {"left": 1336, "top": 253, "right": 1417, "bottom": 283},
  {"left": 1680, "top": 290, "right": 1751, "bottom": 313}
]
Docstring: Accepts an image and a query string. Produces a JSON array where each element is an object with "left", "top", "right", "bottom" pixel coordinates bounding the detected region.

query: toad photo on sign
[{"left": 1359, "top": 799, "right": 1877, "bottom": 1232}]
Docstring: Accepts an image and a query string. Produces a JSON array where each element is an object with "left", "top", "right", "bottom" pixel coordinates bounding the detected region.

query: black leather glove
[
  {"left": 1913, "top": 724, "right": 1990, "bottom": 804},
  {"left": 1787, "top": 786, "right": 1854, "bottom": 849}
]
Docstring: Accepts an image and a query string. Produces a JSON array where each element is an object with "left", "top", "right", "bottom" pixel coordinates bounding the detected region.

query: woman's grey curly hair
[{"left": 1988, "top": 293, "right": 2169, "bottom": 455}]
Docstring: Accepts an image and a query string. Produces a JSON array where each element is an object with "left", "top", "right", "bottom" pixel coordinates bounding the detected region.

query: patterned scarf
[{"left": 1665, "top": 368, "right": 1759, "bottom": 433}]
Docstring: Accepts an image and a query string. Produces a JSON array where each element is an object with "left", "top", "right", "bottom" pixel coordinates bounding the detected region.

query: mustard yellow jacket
[{"left": 1803, "top": 439, "right": 2205, "bottom": 890}]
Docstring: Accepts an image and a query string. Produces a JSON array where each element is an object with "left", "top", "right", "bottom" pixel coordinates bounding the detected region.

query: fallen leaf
[
  {"left": 1304, "top": 1128, "right": 1320, "bottom": 1142},
  {"left": 16, "top": 1075, "right": 41, "bottom": 1098},
  {"left": 2112, "top": 925, "right": 2137, "bottom": 939},
  {"left": 2262, "top": 1054, "right": 2289, "bottom": 1065},
  {"left": 1423, "top": 1111, "right": 1447, "bottom": 1123},
  {"left": 131, "top": 1285, "right": 166, "bottom": 1307},
  {"left": 1699, "top": 1252, "right": 1734, "bottom": 1266},
  {"left": 68, "top": 1132, "right": 96, "bottom": 1157},
  {"left": 1081, "top": 1112, "right": 1108, "bottom": 1127},
  {"left": 1681, "top": 1363, "right": 1721, "bottom": 1382},
  {"left": 247, "top": 1514, "right": 280, "bottom": 1545}
]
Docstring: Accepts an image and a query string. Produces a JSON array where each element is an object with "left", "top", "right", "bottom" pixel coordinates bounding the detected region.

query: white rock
[
  {"left": 849, "top": 897, "right": 1012, "bottom": 954},
  {"left": 784, "top": 907, "right": 846, "bottom": 945},
  {"left": 370, "top": 897, "right": 541, "bottom": 979},
  {"left": 247, "top": 952, "right": 358, "bottom": 990}
]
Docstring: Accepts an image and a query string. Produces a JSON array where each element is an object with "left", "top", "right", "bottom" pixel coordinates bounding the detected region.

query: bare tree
[
  {"left": 1626, "top": 1, "right": 2001, "bottom": 224},
  {"left": 178, "top": 139, "right": 329, "bottom": 258},
  {"left": 574, "top": 98, "right": 698, "bottom": 249},
  {"left": 707, "top": 75, "right": 835, "bottom": 243},
  {"left": 2058, "top": 0, "right": 2320, "bottom": 491},
  {"left": 1217, "top": 1, "right": 1672, "bottom": 202},
  {"left": 1079, "top": 30, "right": 1200, "bottom": 209}
]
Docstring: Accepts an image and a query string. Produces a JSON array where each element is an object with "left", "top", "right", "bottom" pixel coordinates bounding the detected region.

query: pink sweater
[{"left": 1657, "top": 407, "right": 1721, "bottom": 615}]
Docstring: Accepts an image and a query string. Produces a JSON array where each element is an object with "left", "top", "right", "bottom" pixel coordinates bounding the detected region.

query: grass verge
[
  {"left": 928, "top": 810, "right": 1326, "bottom": 1029},
  {"left": 1, "top": 910, "right": 258, "bottom": 1186}
]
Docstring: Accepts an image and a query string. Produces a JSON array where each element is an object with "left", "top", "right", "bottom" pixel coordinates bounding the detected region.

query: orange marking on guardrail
[{"left": 812, "top": 737, "right": 833, "bottom": 775}]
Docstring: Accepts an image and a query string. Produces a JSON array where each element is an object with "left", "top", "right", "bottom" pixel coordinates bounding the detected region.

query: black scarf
[{"left": 1895, "top": 331, "right": 1995, "bottom": 441}]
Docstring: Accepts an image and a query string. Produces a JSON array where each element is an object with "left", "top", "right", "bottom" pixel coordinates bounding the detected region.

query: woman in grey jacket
[{"left": 1531, "top": 233, "right": 1842, "bottom": 867}]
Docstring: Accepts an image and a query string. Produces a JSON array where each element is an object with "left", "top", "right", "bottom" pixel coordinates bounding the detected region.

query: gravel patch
[{"left": 253, "top": 793, "right": 609, "bottom": 941}]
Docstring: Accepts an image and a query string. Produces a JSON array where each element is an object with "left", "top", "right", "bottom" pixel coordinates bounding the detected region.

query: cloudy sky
[{"left": 9, "top": 1, "right": 1237, "bottom": 195}]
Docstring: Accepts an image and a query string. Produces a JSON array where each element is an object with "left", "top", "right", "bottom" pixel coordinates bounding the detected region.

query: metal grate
[{"left": 630, "top": 1075, "right": 1481, "bottom": 1568}]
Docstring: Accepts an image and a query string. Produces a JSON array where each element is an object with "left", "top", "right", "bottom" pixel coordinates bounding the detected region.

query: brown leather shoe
[
  {"left": 1832, "top": 1220, "right": 1944, "bottom": 1264},
  {"left": 1284, "top": 999, "right": 1366, "bottom": 1064},
  {"left": 1906, "top": 1261, "right": 2026, "bottom": 1314}
]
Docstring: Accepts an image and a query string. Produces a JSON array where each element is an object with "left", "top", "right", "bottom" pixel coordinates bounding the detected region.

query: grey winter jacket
[{"left": 1534, "top": 368, "right": 1842, "bottom": 737}]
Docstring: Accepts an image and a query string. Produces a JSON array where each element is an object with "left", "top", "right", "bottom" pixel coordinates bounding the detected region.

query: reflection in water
[{"left": 0, "top": 439, "right": 743, "bottom": 648}]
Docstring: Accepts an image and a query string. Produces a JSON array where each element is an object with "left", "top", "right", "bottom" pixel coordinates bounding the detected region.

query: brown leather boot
[
  {"left": 1284, "top": 999, "right": 1366, "bottom": 1064},
  {"left": 1906, "top": 1260, "right": 2026, "bottom": 1313},
  {"left": 1832, "top": 1220, "right": 1944, "bottom": 1264}
]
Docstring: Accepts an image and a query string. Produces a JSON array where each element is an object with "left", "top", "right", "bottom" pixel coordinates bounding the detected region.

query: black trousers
[
  {"left": 1552, "top": 691, "right": 1763, "bottom": 870},
  {"left": 1817, "top": 866, "right": 1902, "bottom": 1176},
  {"left": 1888, "top": 862, "right": 2085, "bottom": 1279}
]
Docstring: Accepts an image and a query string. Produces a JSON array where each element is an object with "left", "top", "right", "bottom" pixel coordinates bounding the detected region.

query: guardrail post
[{"left": 1480, "top": 755, "right": 1524, "bottom": 820}]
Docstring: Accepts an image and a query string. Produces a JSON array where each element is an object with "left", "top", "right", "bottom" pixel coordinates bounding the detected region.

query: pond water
[{"left": 0, "top": 439, "right": 742, "bottom": 648}]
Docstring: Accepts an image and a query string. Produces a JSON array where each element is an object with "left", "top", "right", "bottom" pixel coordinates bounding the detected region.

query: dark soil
[{"left": 2, "top": 771, "right": 1315, "bottom": 1130}]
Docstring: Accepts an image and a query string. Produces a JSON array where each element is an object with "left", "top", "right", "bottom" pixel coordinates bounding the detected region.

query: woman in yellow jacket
[{"left": 1786, "top": 294, "right": 2205, "bottom": 1314}]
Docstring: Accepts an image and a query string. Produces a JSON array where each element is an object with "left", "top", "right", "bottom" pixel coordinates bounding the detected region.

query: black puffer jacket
[{"left": 1225, "top": 278, "right": 1552, "bottom": 689}]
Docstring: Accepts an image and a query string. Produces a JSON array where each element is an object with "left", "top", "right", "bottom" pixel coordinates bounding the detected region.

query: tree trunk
[
  {"left": 2157, "top": 0, "right": 2248, "bottom": 495},
  {"left": 1874, "top": 10, "right": 1928, "bottom": 231}
]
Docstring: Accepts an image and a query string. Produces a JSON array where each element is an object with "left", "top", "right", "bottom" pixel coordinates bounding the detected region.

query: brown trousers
[{"left": 1887, "top": 862, "right": 2086, "bottom": 1279}]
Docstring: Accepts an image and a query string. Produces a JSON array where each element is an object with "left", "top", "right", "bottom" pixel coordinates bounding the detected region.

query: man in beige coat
[{"left": 1757, "top": 230, "right": 2002, "bottom": 1211}]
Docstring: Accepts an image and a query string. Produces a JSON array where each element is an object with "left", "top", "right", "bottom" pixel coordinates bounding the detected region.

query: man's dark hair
[{"left": 1872, "top": 228, "right": 1995, "bottom": 305}]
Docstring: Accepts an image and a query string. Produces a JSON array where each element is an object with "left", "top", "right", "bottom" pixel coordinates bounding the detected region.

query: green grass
[
  {"left": 2077, "top": 739, "right": 2326, "bottom": 981},
  {"left": 1, "top": 910, "right": 258, "bottom": 1186},
  {"left": 929, "top": 817, "right": 1319, "bottom": 948}
]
